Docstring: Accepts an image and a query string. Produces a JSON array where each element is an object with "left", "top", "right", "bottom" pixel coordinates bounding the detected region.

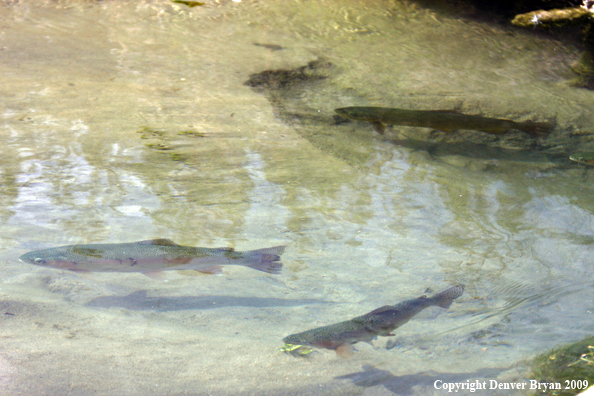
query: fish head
[
  {"left": 334, "top": 107, "right": 377, "bottom": 122},
  {"left": 570, "top": 152, "right": 594, "bottom": 166},
  {"left": 19, "top": 247, "right": 78, "bottom": 270},
  {"left": 283, "top": 334, "right": 307, "bottom": 346}
]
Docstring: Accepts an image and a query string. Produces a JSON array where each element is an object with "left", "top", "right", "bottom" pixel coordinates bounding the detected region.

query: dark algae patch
[
  {"left": 245, "top": 58, "right": 331, "bottom": 91},
  {"left": 171, "top": 0, "right": 205, "bottom": 7},
  {"left": 169, "top": 153, "right": 186, "bottom": 161},
  {"left": 253, "top": 43, "right": 284, "bottom": 51},
  {"left": 529, "top": 336, "right": 594, "bottom": 395},
  {"left": 177, "top": 130, "right": 205, "bottom": 137},
  {"left": 145, "top": 143, "right": 171, "bottom": 151},
  {"left": 137, "top": 126, "right": 166, "bottom": 139},
  {"left": 137, "top": 126, "right": 205, "bottom": 162},
  {"left": 244, "top": 59, "right": 379, "bottom": 167}
]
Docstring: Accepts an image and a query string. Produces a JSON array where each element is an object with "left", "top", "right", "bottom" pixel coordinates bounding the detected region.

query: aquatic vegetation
[
  {"left": 529, "top": 336, "right": 594, "bottom": 396},
  {"left": 253, "top": 43, "right": 284, "bottom": 51},
  {"left": 137, "top": 126, "right": 166, "bottom": 139},
  {"left": 279, "top": 343, "right": 314, "bottom": 357},
  {"left": 138, "top": 126, "right": 204, "bottom": 162},
  {"left": 171, "top": 0, "right": 205, "bottom": 7},
  {"left": 145, "top": 143, "right": 171, "bottom": 150},
  {"left": 245, "top": 58, "right": 332, "bottom": 91},
  {"left": 177, "top": 130, "right": 205, "bottom": 137},
  {"left": 169, "top": 153, "right": 187, "bottom": 161}
]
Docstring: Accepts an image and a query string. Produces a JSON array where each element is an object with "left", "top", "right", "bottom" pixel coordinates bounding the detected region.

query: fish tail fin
[
  {"left": 243, "top": 245, "right": 286, "bottom": 274},
  {"left": 432, "top": 285, "right": 464, "bottom": 309},
  {"left": 517, "top": 120, "right": 555, "bottom": 137}
]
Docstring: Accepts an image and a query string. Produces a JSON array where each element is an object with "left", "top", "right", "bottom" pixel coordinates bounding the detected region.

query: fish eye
[{"left": 33, "top": 258, "right": 46, "bottom": 264}]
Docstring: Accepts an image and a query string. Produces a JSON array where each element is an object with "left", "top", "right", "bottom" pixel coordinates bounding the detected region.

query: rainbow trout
[
  {"left": 283, "top": 285, "right": 464, "bottom": 357},
  {"left": 19, "top": 239, "right": 285, "bottom": 278},
  {"left": 335, "top": 107, "right": 554, "bottom": 137}
]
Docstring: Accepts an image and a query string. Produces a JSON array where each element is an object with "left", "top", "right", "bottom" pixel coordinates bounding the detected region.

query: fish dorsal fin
[
  {"left": 215, "top": 247, "right": 234, "bottom": 252},
  {"left": 369, "top": 305, "right": 394, "bottom": 314},
  {"left": 137, "top": 239, "right": 180, "bottom": 246}
]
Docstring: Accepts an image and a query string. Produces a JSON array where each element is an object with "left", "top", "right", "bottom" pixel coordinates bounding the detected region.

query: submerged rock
[
  {"left": 512, "top": 4, "right": 594, "bottom": 89},
  {"left": 511, "top": 7, "right": 591, "bottom": 27}
]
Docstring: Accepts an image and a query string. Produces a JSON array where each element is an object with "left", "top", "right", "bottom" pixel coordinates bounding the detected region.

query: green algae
[
  {"left": 171, "top": 1, "right": 205, "bottom": 8},
  {"left": 169, "top": 153, "right": 187, "bottom": 162},
  {"left": 177, "top": 130, "right": 205, "bottom": 137},
  {"left": 529, "top": 336, "right": 594, "bottom": 395},
  {"left": 137, "top": 126, "right": 166, "bottom": 139}
]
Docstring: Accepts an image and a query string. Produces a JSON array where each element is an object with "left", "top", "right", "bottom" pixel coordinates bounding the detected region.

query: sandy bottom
[{"left": 1, "top": 0, "right": 594, "bottom": 395}]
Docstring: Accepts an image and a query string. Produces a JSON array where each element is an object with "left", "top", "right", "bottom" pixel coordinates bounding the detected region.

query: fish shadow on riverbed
[
  {"left": 85, "top": 290, "right": 325, "bottom": 312},
  {"left": 334, "top": 365, "right": 506, "bottom": 395},
  {"left": 381, "top": 133, "right": 572, "bottom": 164}
]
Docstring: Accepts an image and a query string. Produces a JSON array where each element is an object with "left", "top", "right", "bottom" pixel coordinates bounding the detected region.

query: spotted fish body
[
  {"left": 569, "top": 152, "right": 594, "bottom": 166},
  {"left": 335, "top": 107, "right": 554, "bottom": 137},
  {"left": 19, "top": 239, "right": 286, "bottom": 277},
  {"left": 283, "top": 285, "right": 464, "bottom": 357}
]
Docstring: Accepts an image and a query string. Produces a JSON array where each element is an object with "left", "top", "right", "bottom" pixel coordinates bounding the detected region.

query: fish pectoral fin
[
  {"left": 195, "top": 266, "right": 223, "bottom": 275},
  {"left": 137, "top": 239, "right": 180, "bottom": 246},
  {"left": 142, "top": 271, "right": 170, "bottom": 280},
  {"left": 335, "top": 344, "right": 354, "bottom": 358},
  {"left": 370, "top": 121, "right": 386, "bottom": 134}
]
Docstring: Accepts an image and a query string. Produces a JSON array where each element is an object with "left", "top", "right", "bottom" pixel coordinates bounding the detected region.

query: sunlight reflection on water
[{"left": 1, "top": 0, "right": 594, "bottom": 395}]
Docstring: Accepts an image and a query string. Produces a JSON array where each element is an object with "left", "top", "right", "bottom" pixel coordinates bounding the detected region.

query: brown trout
[
  {"left": 335, "top": 107, "right": 554, "bottom": 137},
  {"left": 19, "top": 239, "right": 286, "bottom": 278},
  {"left": 283, "top": 285, "right": 464, "bottom": 357}
]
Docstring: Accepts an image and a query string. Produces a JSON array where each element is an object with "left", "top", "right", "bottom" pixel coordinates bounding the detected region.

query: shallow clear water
[{"left": 1, "top": 1, "right": 594, "bottom": 395}]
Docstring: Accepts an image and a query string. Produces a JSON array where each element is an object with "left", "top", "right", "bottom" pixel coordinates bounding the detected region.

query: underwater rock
[
  {"left": 511, "top": 7, "right": 591, "bottom": 27},
  {"left": 512, "top": 4, "right": 594, "bottom": 89}
]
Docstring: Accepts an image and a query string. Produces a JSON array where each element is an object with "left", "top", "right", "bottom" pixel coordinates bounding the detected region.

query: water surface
[{"left": 1, "top": 1, "right": 594, "bottom": 395}]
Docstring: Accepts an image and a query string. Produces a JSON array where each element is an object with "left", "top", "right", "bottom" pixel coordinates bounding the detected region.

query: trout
[
  {"left": 282, "top": 285, "right": 464, "bottom": 357},
  {"left": 569, "top": 152, "right": 594, "bottom": 166},
  {"left": 335, "top": 106, "right": 554, "bottom": 137},
  {"left": 19, "top": 239, "right": 285, "bottom": 278}
]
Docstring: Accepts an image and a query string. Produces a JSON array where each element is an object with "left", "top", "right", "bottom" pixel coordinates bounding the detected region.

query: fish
[
  {"left": 19, "top": 239, "right": 286, "bottom": 279},
  {"left": 335, "top": 107, "right": 554, "bottom": 137},
  {"left": 282, "top": 285, "right": 464, "bottom": 357},
  {"left": 569, "top": 152, "right": 594, "bottom": 166}
]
